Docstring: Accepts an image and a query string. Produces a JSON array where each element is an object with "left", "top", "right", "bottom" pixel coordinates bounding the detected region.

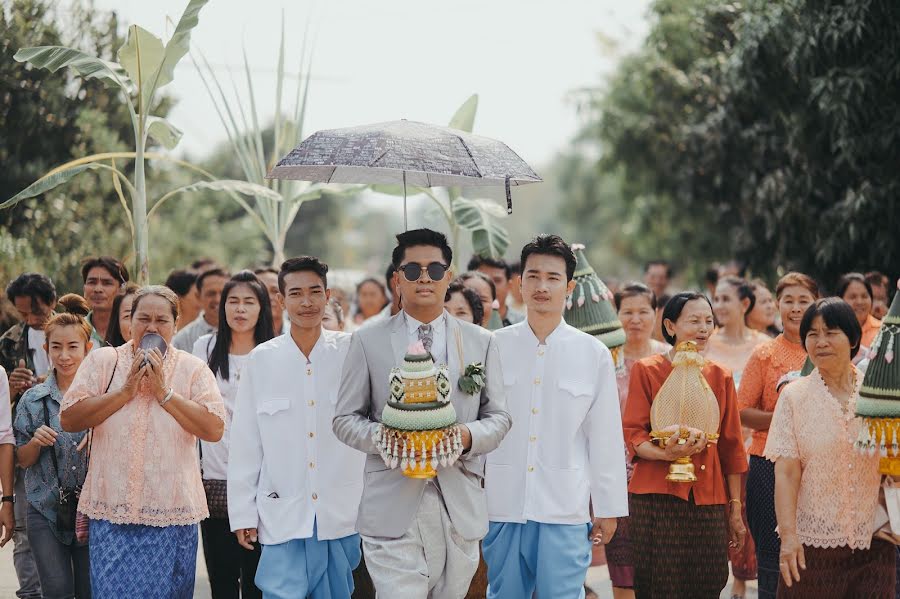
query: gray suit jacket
[{"left": 333, "top": 310, "right": 511, "bottom": 540}]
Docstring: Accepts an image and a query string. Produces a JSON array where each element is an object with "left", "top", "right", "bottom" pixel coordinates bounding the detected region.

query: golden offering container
[
  {"left": 380, "top": 427, "right": 458, "bottom": 480},
  {"left": 650, "top": 428, "right": 720, "bottom": 482},
  {"left": 859, "top": 417, "right": 900, "bottom": 476}
]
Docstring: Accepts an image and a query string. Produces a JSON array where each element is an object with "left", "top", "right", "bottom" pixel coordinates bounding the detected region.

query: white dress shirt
[
  {"left": 192, "top": 334, "right": 248, "bottom": 481},
  {"left": 404, "top": 312, "right": 448, "bottom": 366},
  {"left": 227, "top": 329, "right": 365, "bottom": 543},
  {"left": 488, "top": 320, "right": 628, "bottom": 524},
  {"left": 0, "top": 367, "right": 14, "bottom": 445}
]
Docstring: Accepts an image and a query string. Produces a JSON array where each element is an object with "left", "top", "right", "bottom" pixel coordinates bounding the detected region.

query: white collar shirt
[
  {"left": 488, "top": 320, "right": 628, "bottom": 524},
  {"left": 227, "top": 329, "right": 365, "bottom": 543},
  {"left": 404, "top": 311, "right": 448, "bottom": 366}
]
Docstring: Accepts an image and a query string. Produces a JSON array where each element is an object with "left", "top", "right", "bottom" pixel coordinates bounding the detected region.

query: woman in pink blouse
[
  {"left": 61, "top": 286, "right": 225, "bottom": 598},
  {"left": 766, "top": 298, "right": 894, "bottom": 598}
]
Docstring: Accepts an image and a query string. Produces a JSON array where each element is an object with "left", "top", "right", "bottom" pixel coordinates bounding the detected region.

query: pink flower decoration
[{"left": 407, "top": 340, "right": 427, "bottom": 355}]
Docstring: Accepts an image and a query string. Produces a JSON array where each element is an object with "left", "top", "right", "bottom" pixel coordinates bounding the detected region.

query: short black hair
[
  {"left": 445, "top": 281, "right": 485, "bottom": 325},
  {"left": 644, "top": 260, "right": 672, "bottom": 277},
  {"left": 196, "top": 268, "right": 230, "bottom": 292},
  {"left": 164, "top": 269, "right": 198, "bottom": 297},
  {"left": 6, "top": 273, "right": 57, "bottom": 308},
  {"left": 660, "top": 291, "right": 713, "bottom": 345},
  {"left": 81, "top": 256, "right": 128, "bottom": 285},
  {"left": 457, "top": 272, "right": 496, "bottom": 300},
  {"left": 191, "top": 257, "right": 218, "bottom": 271},
  {"left": 253, "top": 267, "right": 279, "bottom": 277},
  {"left": 279, "top": 256, "right": 328, "bottom": 294},
  {"left": 467, "top": 255, "right": 511, "bottom": 280},
  {"left": 800, "top": 297, "right": 863, "bottom": 359},
  {"left": 520, "top": 234, "right": 576, "bottom": 281},
  {"left": 614, "top": 282, "right": 658, "bottom": 311},
  {"left": 509, "top": 261, "right": 521, "bottom": 276},
  {"left": 836, "top": 272, "right": 873, "bottom": 301},
  {"left": 391, "top": 228, "right": 452, "bottom": 269}
]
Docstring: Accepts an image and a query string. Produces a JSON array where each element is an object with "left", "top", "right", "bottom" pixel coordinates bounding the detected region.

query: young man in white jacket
[
  {"left": 228, "top": 256, "right": 365, "bottom": 599},
  {"left": 485, "top": 235, "right": 628, "bottom": 599}
]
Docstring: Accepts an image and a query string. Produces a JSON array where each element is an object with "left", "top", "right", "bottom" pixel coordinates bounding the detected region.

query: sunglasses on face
[{"left": 398, "top": 262, "right": 449, "bottom": 282}]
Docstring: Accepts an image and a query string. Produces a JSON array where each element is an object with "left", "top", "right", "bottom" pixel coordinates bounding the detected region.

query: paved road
[{"left": 2, "top": 542, "right": 755, "bottom": 598}]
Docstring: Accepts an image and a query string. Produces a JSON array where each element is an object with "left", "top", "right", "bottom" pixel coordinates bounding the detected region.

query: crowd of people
[{"left": 0, "top": 234, "right": 896, "bottom": 599}]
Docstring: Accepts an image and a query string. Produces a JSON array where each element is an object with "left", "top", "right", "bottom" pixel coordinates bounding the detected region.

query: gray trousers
[
  {"left": 362, "top": 484, "right": 479, "bottom": 599},
  {"left": 13, "top": 472, "right": 41, "bottom": 599}
]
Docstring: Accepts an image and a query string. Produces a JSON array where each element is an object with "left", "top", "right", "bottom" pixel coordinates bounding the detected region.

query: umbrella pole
[{"left": 403, "top": 171, "right": 408, "bottom": 230}]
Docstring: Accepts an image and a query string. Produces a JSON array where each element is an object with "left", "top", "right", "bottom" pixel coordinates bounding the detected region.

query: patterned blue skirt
[{"left": 90, "top": 518, "right": 198, "bottom": 598}]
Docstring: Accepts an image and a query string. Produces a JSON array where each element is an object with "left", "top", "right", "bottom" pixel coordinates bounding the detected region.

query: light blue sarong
[
  {"left": 255, "top": 520, "right": 361, "bottom": 599},
  {"left": 483, "top": 520, "right": 591, "bottom": 599}
]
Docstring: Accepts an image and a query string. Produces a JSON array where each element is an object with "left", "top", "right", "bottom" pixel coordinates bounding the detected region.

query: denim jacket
[{"left": 13, "top": 373, "right": 88, "bottom": 545}]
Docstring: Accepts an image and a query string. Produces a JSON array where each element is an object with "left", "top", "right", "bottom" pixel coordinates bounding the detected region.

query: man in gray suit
[{"left": 333, "top": 229, "right": 511, "bottom": 599}]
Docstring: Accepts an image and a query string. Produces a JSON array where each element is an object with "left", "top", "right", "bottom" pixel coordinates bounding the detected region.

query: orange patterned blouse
[{"left": 736, "top": 335, "right": 807, "bottom": 456}]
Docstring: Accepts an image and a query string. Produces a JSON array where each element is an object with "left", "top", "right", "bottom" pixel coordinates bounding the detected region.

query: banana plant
[
  {"left": 372, "top": 94, "right": 511, "bottom": 263},
  {"left": 1, "top": 0, "right": 278, "bottom": 284},
  {"left": 193, "top": 16, "right": 341, "bottom": 266}
]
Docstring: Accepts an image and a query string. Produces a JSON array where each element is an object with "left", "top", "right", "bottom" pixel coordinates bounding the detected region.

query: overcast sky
[{"left": 90, "top": 0, "right": 651, "bottom": 168}]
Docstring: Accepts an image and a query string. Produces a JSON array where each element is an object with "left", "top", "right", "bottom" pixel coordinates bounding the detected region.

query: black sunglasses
[{"left": 399, "top": 262, "right": 449, "bottom": 282}]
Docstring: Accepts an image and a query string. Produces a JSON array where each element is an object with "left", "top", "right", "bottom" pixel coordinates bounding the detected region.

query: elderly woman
[
  {"left": 60, "top": 286, "right": 224, "bottom": 598},
  {"left": 603, "top": 283, "right": 670, "bottom": 599},
  {"left": 766, "top": 298, "right": 893, "bottom": 597},
  {"left": 622, "top": 292, "right": 747, "bottom": 598},
  {"left": 738, "top": 272, "right": 819, "bottom": 599},
  {"left": 444, "top": 281, "right": 485, "bottom": 326},
  {"left": 837, "top": 272, "right": 882, "bottom": 348}
]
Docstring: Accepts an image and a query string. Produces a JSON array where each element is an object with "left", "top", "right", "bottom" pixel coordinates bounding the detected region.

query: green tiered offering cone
[
  {"left": 856, "top": 283, "right": 900, "bottom": 475},
  {"left": 563, "top": 244, "right": 626, "bottom": 371}
]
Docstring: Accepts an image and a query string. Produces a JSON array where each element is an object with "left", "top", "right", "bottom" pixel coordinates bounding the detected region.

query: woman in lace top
[
  {"left": 60, "top": 286, "right": 225, "bottom": 598},
  {"left": 766, "top": 298, "right": 893, "bottom": 597}
]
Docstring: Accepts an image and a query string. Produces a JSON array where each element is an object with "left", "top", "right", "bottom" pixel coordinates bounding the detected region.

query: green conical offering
[
  {"left": 857, "top": 287, "right": 900, "bottom": 417},
  {"left": 800, "top": 356, "right": 815, "bottom": 377},
  {"left": 563, "top": 244, "right": 626, "bottom": 350}
]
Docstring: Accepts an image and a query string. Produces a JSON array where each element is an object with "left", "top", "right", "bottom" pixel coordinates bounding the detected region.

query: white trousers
[{"left": 361, "top": 483, "right": 480, "bottom": 599}]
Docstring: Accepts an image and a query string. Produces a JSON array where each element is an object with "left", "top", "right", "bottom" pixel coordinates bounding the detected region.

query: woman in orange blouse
[
  {"left": 738, "top": 272, "right": 819, "bottom": 599},
  {"left": 837, "top": 272, "right": 882, "bottom": 348},
  {"left": 623, "top": 292, "right": 747, "bottom": 598}
]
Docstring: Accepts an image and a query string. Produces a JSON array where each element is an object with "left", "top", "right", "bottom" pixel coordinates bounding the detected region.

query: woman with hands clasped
[
  {"left": 60, "top": 285, "right": 225, "bottom": 598},
  {"left": 622, "top": 292, "right": 748, "bottom": 599},
  {"left": 765, "top": 298, "right": 893, "bottom": 597}
]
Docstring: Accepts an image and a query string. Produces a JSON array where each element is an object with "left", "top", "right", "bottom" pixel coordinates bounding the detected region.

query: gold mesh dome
[{"left": 651, "top": 341, "right": 721, "bottom": 437}]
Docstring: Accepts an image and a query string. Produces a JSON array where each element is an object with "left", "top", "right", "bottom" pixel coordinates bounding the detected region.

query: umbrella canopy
[{"left": 267, "top": 119, "right": 541, "bottom": 228}]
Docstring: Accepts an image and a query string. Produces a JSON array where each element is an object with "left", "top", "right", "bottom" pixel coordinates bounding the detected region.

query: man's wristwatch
[{"left": 1, "top": 495, "right": 14, "bottom": 504}]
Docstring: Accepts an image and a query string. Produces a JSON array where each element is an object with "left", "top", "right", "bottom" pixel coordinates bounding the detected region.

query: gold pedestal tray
[
  {"left": 860, "top": 418, "right": 900, "bottom": 475},
  {"left": 650, "top": 429, "right": 719, "bottom": 483},
  {"left": 380, "top": 428, "right": 457, "bottom": 480}
]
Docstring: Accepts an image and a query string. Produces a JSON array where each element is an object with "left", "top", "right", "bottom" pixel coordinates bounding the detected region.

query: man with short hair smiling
[
  {"left": 173, "top": 268, "right": 230, "bottom": 352},
  {"left": 484, "top": 235, "right": 628, "bottom": 599},
  {"left": 467, "top": 255, "right": 524, "bottom": 327},
  {"left": 333, "top": 228, "right": 510, "bottom": 599},
  {"left": 228, "top": 256, "right": 364, "bottom": 598},
  {"left": 81, "top": 256, "right": 128, "bottom": 347}
]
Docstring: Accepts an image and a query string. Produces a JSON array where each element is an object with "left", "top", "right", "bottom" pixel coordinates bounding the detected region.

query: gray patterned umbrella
[{"left": 267, "top": 119, "right": 542, "bottom": 228}]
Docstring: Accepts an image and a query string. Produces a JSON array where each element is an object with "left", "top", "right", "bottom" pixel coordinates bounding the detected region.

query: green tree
[{"left": 564, "top": 0, "right": 900, "bottom": 287}]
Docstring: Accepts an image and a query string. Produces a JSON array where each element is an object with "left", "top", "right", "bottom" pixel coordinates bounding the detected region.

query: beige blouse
[
  {"left": 765, "top": 368, "right": 880, "bottom": 549},
  {"left": 62, "top": 343, "right": 225, "bottom": 526}
]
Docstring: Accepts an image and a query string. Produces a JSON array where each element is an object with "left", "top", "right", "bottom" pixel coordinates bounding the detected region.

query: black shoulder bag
[{"left": 42, "top": 397, "right": 82, "bottom": 532}]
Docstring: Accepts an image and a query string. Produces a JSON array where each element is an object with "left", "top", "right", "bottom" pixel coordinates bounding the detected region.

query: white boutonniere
[{"left": 458, "top": 362, "right": 486, "bottom": 395}]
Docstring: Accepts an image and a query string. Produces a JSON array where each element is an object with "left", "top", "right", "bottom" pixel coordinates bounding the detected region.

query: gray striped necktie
[{"left": 418, "top": 324, "right": 433, "bottom": 353}]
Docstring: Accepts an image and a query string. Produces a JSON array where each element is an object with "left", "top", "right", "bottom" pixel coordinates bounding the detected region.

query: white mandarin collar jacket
[
  {"left": 227, "top": 329, "right": 365, "bottom": 544},
  {"left": 488, "top": 320, "right": 628, "bottom": 524}
]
